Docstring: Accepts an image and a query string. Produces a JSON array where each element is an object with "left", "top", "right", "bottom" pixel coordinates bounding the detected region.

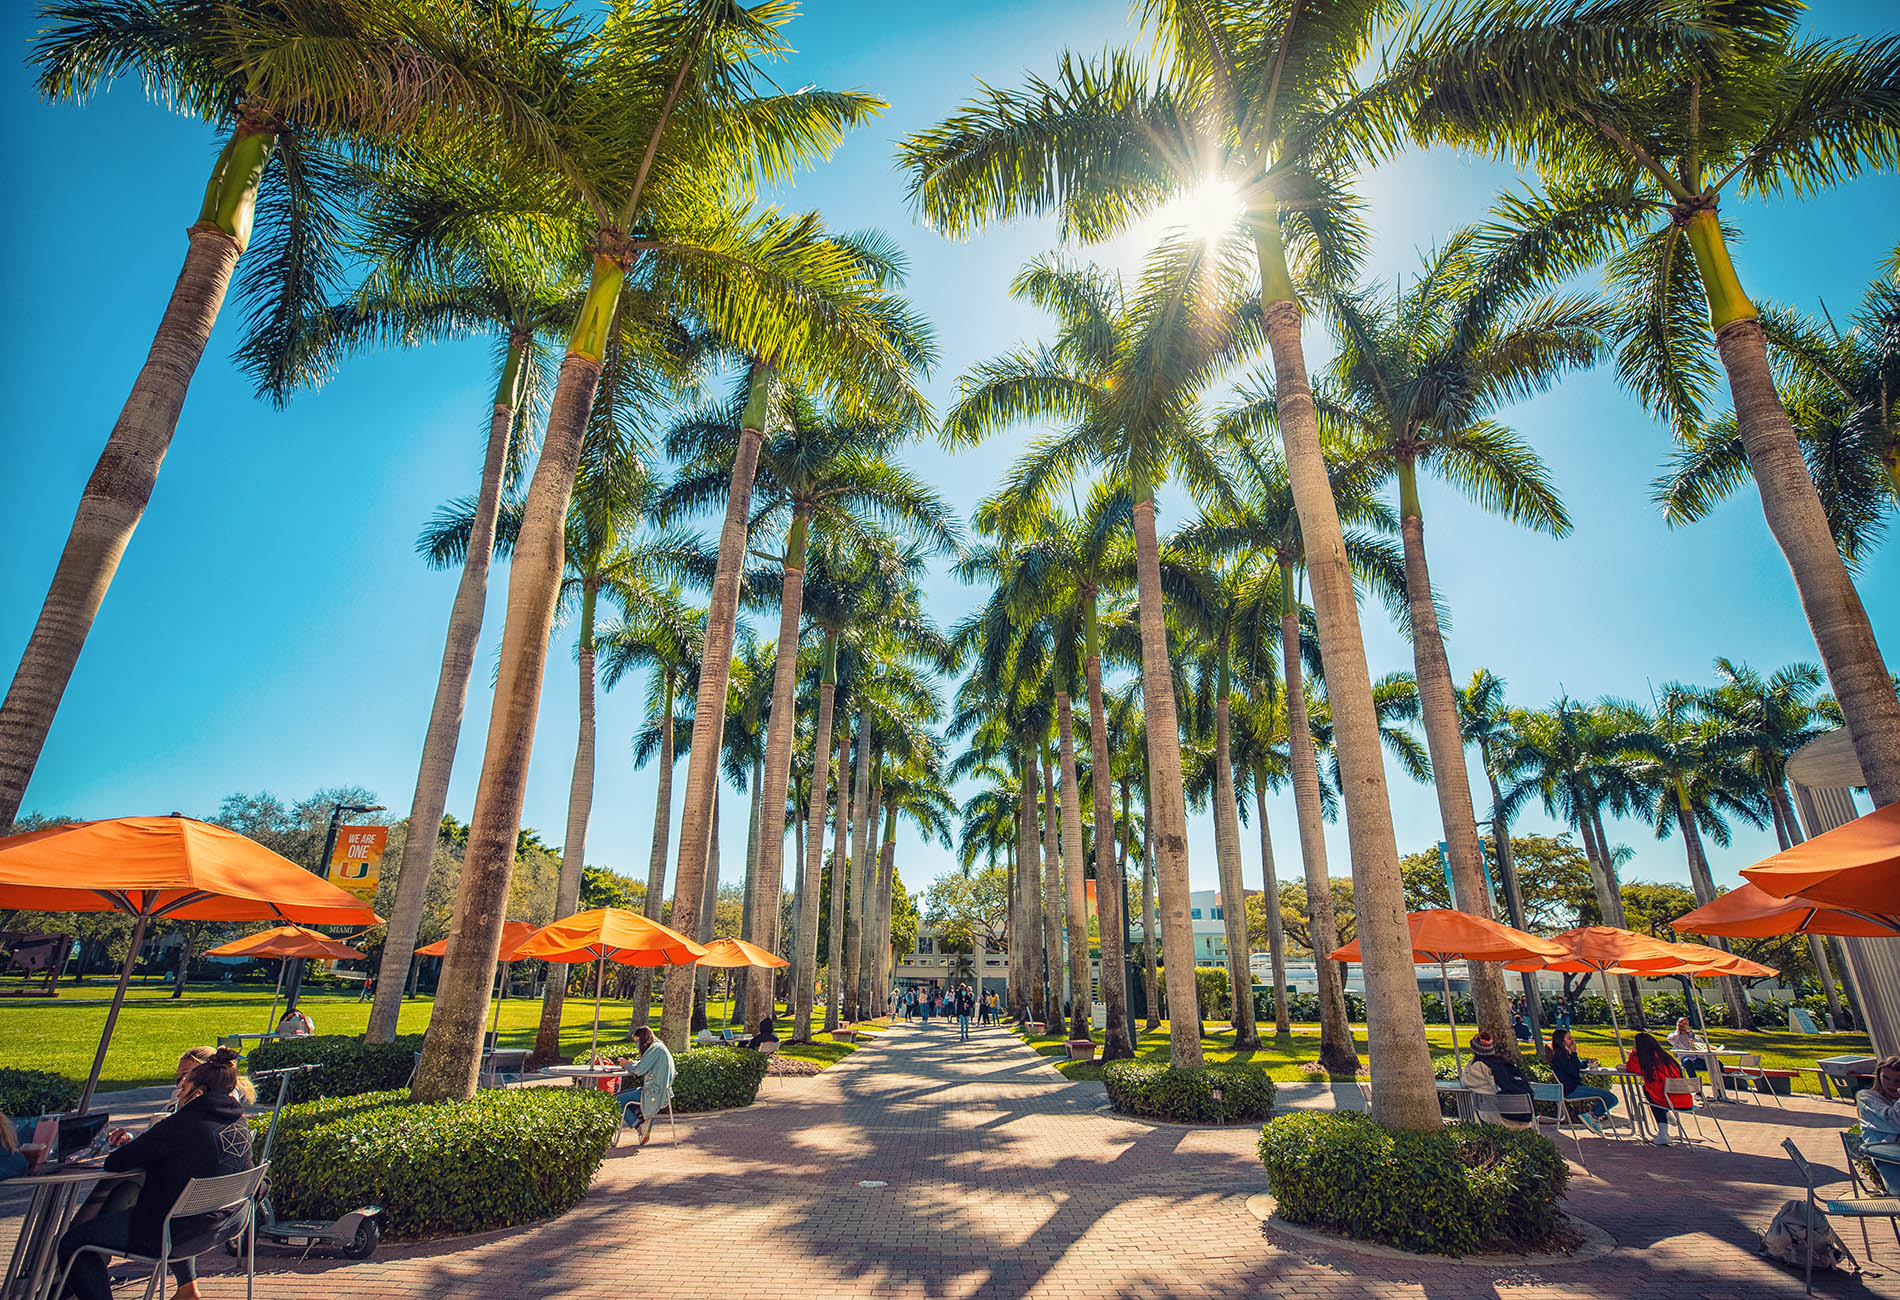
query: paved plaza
[{"left": 7, "top": 1022, "right": 1896, "bottom": 1299}]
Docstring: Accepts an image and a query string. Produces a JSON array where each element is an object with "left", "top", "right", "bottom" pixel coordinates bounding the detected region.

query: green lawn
[
  {"left": 1016, "top": 1020, "right": 1872, "bottom": 1094},
  {"left": 0, "top": 980, "right": 864, "bottom": 1091}
]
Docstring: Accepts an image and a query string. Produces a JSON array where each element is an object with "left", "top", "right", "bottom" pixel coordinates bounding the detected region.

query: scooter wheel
[{"left": 341, "top": 1218, "right": 380, "bottom": 1260}]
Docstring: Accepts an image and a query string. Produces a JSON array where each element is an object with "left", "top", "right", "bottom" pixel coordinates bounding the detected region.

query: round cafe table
[{"left": 2, "top": 1166, "right": 138, "bottom": 1300}]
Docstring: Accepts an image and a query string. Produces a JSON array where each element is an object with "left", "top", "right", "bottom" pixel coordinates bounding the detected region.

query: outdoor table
[
  {"left": 1435, "top": 1080, "right": 1477, "bottom": 1123},
  {"left": 541, "top": 1065, "right": 628, "bottom": 1092},
  {"left": 215, "top": 1031, "right": 282, "bottom": 1063},
  {"left": 1592, "top": 1070, "right": 1652, "bottom": 1139},
  {"left": 1, "top": 1166, "right": 138, "bottom": 1300}
]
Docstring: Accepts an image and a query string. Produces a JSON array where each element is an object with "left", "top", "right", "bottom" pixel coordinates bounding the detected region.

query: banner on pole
[{"left": 327, "top": 826, "right": 388, "bottom": 900}]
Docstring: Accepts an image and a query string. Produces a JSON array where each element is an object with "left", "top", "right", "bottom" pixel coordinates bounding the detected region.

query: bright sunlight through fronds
[{"left": 1168, "top": 176, "right": 1244, "bottom": 244}]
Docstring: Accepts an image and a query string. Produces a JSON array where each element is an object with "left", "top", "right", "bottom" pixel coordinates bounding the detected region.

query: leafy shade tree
[
  {"left": 1396, "top": 2, "right": 1900, "bottom": 809},
  {"left": 1318, "top": 232, "right": 1599, "bottom": 1050},
  {"left": 925, "top": 866, "right": 1012, "bottom": 956},
  {"left": 3, "top": 1, "right": 543, "bottom": 829},
  {"left": 1658, "top": 264, "right": 1899, "bottom": 568},
  {"left": 418, "top": 3, "right": 925, "bottom": 1098}
]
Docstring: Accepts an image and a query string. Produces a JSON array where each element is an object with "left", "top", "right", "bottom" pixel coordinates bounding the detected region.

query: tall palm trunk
[
  {"left": 1688, "top": 219, "right": 1900, "bottom": 809},
  {"left": 658, "top": 365, "right": 770, "bottom": 1050},
  {"left": 1673, "top": 785, "right": 1753, "bottom": 1029},
  {"left": 368, "top": 337, "right": 523, "bottom": 1043},
  {"left": 1056, "top": 688, "right": 1092, "bottom": 1042},
  {"left": 1139, "top": 778, "right": 1159, "bottom": 1031},
  {"left": 1086, "top": 640, "right": 1133, "bottom": 1058},
  {"left": 1477, "top": 748, "right": 1542, "bottom": 1048},
  {"left": 1005, "top": 842, "right": 1020, "bottom": 1020},
  {"left": 1040, "top": 750, "right": 1064, "bottom": 1030},
  {"left": 1016, "top": 746, "right": 1042, "bottom": 1025},
  {"left": 1252, "top": 772, "right": 1291, "bottom": 1036},
  {"left": 1212, "top": 674, "right": 1259, "bottom": 1049},
  {"left": 855, "top": 770, "right": 883, "bottom": 1018},
  {"left": 535, "top": 583, "right": 599, "bottom": 1057},
  {"left": 632, "top": 681, "right": 676, "bottom": 1020},
  {"left": 1769, "top": 781, "right": 1850, "bottom": 1029},
  {"left": 1278, "top": 558, "right": 1357, "bottom": 1074},
  {"left": 1131, "top": 491, "right": 1202, "bottom": 1068},
  {"left": 732, "top": 756, "right": 762, "bottom": 1020},
  {"left": 842, "top": 714, "right": 873, "bottom": 1021},
  {"left": 692, "top": 783, "right": 722, "bottom": 1033},
  {"left": 875, "top": 810, "right": 897, "bottom": 1001},
  {"left": 415, "top": 252, "right": 626, "bottom": 1100},
  {"left": 794, "top": 644, "right": 837, "bottom": 1041},
  {"left": 748, "top": 513, "right": 810, "bottom": 1021},
  {"left": 1260, "top": 250, "right": 1432, "bottom": 1126},
  {"left": 0, "top": 123, "right": 275, "bottom": 830},
  {"left": 1586, "top": 805, "right": 1645, "bottom": 1025},
  {"left": 825, "top": 723, "right": 850, "bottom": 1030},
  {"left": 1395, "top": 466, "right": 1513, "bottom": 1050}
]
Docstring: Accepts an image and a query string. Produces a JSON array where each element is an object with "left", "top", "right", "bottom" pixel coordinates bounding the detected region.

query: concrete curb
[{"left": 1244, "top": 1193, "right": 1617, "bottom": 1266}]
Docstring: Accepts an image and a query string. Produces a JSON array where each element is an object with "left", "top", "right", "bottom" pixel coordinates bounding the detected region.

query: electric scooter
[{"left": 236, "top": 1063, "right": 383, "bottom": 1260}]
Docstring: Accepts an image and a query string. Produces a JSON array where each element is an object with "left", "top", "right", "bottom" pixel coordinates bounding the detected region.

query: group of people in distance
[{"left": 895, "top": 985, "right": 987, "bottom": 1039}]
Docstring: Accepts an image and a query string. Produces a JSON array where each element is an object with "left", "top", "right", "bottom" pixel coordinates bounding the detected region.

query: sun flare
[{"left": 1169, "top": 176, "right": 1244, "bottom": 245}]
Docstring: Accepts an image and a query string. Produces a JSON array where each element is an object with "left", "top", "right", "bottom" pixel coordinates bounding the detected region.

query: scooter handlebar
[{"left": 251, "top": 1063, "right": 324, "bottom": 1080}]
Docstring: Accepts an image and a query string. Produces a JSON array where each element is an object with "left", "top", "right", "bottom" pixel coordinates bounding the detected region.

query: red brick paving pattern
[{"left": 7, "top": 1021, "right": 1895, "bottom": 1298}]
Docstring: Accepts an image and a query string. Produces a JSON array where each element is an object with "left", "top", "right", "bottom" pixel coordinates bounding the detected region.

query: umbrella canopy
[
  {"left": 1742, "top": 802, "right": 1900, "bottom": 918},
  {"left": 1610, "top": 940, "right": 1778, "bottom": 979},
  {"left": 1326, "top": 909, "right": 1568, "bottom": 965},
  {"left": 416, "top": 920, "right": 542, "bottom": 962},
  {"left": 1672, "top": 881, "right": 1896, "bottom": 938},
  {"left": 695, "top": 936, "right": 790, "bottom": 969},
  {"left": 0, "top": 816, "right": 382, "bottom": 924},
  {"left": 517, "top": 908, "right": 707, "bottom": 967},
  {"left": 1505, "top": 925, "right": 1688, "bottom": 1055},
  {"left": 205, "top": 924, "right": 365, "bottom": 961},
  {"left": 0, "top": 816, "right": 381, "bottom": 1112}
]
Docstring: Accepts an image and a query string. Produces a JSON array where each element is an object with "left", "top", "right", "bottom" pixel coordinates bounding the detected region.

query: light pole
[{"left": 283, "top": 800, "right": 384, "bottom": 1014}]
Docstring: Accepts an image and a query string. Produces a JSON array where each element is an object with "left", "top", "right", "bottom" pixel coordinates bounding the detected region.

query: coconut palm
[
  {"left": 1658, "top": 263, "right": 1899, "bottom": 568},
  {"left": 2, "top": 1, "right": 546, "bottom": 830},
  {"left": 1393, "top": 2, "right": 1900, "bottom": 811},
  {"left": 1309, "top": 232, "right": 1601, "bottom": 1047}
]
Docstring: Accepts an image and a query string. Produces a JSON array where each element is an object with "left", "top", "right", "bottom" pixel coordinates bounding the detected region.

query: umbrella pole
[
  {"left": 591, "top": 954, "right": 605, "bottom": 1062},
  {"left": 264, "top": 959, "right": 286, "bottom": 1033},
  {"left": 1603, "top": 966, "right": 1627, "bottom": 1058},
  {"left": 79, "top": 912, "right": 149, "bottom": 1114},
  {"left": 1681, "top": 973, "right": 1726, "bottom": 1101},
  {"left": 491, "top": 961, "right": 506, "bottom": 1049},
  {"left": 1441, "top": 960, "right": 1462, "bottom": 1074}
]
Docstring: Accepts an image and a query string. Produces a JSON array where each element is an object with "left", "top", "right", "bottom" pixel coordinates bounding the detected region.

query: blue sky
[{"left": 3, "top": 2, "right": 1895, "bottom": 915}]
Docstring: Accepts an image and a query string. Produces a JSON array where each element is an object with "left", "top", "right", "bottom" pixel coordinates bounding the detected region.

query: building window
[
  {"left": 1211, "top": 906, "right": 1223, "bottom": 920},
  {"left": 1190, "top": 908, "right": 1201, "bottom": 919}
]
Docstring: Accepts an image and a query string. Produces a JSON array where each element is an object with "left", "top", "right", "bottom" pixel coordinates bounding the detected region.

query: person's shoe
[
  {"left": 1580, "top": 1111, "right": 1604, "bottom": 1137},
  {"left": 1650, "top": 1131, "right": 1672, "bottom": 1147},
  {"left": 637, "top": 1118, "right": 654, "bottom": 1147}
]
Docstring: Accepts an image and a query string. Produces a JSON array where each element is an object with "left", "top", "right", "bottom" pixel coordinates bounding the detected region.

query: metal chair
[
  {"left": 1721, "top": 1052, "right": 1784, "bottom": 1107},
  {"left": 621, "top": 1090, "right": 679, "bottom": 1146},
  {"left": 1663, "top": 1076, "right": 1731, "bottom": 1151},
  {"left": 1838, "top": 1130, "right": 1900, "bottom": 1253},
  {"left": 53, "top": 1164, "right": 268, "bottom": 1300},
  {"left": 1785, "top": 1136, "right": 1895, "bottom": 1292},
  {"left": 1530, "top": 1082, "right": 1598, "bottom": 1157}
]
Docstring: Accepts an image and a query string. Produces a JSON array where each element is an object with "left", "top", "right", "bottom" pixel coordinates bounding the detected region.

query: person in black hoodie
[{"left": 58, "top": 1047, "right": 253, "bottom": 1300}]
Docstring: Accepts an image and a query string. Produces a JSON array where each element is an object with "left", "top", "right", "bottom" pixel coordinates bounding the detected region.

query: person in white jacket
[
  {"left": 1856, "top": 1056, "right": 1900, "bottom": 1192},
  {"left": 626, "top": 1025, "right": 675, "bottom": 1147}
]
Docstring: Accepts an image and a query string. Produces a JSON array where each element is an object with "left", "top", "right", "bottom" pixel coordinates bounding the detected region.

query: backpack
[{"left": 1762, "top": 1200, "right": 1856, "bottom": 1273}]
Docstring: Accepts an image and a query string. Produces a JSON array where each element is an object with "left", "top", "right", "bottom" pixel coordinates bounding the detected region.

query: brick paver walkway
[{"left": 6, "top": 1021, "right": 1895, "bottom": 1297}]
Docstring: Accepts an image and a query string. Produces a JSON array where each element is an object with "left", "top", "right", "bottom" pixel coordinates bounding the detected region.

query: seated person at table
[
  {"left": 625, "top": 1026, "right": 675, "bottom": 1147},
  {"left": 0, "top": 1115, "right": 25, "bottom": 1181},
  {"left": 1666, "top": 1017, "right": 1710, "bottom": 1073},
  {"left": 276, "top": 1007, "right": 314, "bottom": 1038},
  {"left": 1855, "top": 1055, "right": 1900, "bottom": 1193},
  {"left": 741, "top": 1015, "right": 780, "bottom": 1051},
  {"left": 1627, "top": 1032, "right": 1694, "bottom": 1148},
  {"left": 1549, "top": 1029, "right": 1619, "bottom": 1136},
  {"left": 57, "top": 1047, "right": 253, "bottom": 1300},
  {"left": 1460, "top": 1032, "right": 1534, "bottom": 1129}
]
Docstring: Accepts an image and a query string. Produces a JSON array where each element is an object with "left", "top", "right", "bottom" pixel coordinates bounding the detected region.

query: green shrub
[
  {"left": 254, "top": 1087, "right": 620, "bottom": 1239},
  {"left": 0, "top": 1067, "right": 80, "bottom": 1117},
  {"left": 1102, "top": 1060, "right": 1274, "bottom": 1123},
  {"left": 248, "top": 1034, "right": 423, "bottom": 1102},
  {"left": 1258, "top": 1111, "right": 1570, "bottom": 1255},
  {"left": 671, "top": 1047, "right": 769, "bottom": 1113}
]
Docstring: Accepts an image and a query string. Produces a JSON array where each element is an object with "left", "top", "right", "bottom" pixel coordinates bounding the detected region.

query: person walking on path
[
  {"left": 956, "top": 984, "right": 974, "bottom": 1041},
  {"left": 919, "top": 990, "right": 932, "bottom": 1028}
]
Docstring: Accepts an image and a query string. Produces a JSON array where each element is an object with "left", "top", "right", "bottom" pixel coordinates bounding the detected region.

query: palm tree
[
  {"left": 418, "top": 3, "right": 929, "bottom": 1094},
  {"left": 1395, "top": 2, "right": 1900, "bottom": 810},
  {"left": 666, "top": 381, "right": 953, "bottom": 1024},
  {"left": 1231, "top": 684, "right": 1293, "bottom": 1037},
  {"left": 1658, "top": 264, "right": 1899, "bottom": 567},
  {"left": 1313, "top": 232, "right": 1600, "bottom": 1048},
  {"left": 3, "top": 1, "right": 538, "bottom": 830},
  {"left": 1456, "top": 670, "right": 1545, "bottom": 1042}
]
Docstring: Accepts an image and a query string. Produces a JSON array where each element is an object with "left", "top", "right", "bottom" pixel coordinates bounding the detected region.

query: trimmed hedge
[
  {"left": 671, "top": 1047, "right": 770, "bottom": 1113},
  {"left": 1258, "top": 1110, "right": 1570, "bottom": 1255},
  {"left": 254, "top": 1087, "right": 620, "bottom": 1240},
  {"left": 0, "top": 1067, "right": 79, "bottom": 1117},
  {"left": 248, "top": 1034, "right": 424, "bottom": 1102},
  {"left": 1102, "top": 1060, "right": 1275, "bottom": 1123}
]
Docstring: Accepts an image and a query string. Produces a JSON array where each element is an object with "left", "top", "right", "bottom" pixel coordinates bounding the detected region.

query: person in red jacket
[{"left": 1627, "top": 1031, "right": 1694, "bottom": 1147}]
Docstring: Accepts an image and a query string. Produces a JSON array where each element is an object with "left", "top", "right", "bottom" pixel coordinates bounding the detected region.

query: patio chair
[
  {"left": 1785, "top": 1137, "right": 1896, "bottom": 1291},
  {"left": 1721, "top": 1052, "right": 1785, "bottom": 1108},
  {"left": 621, "top": 1095, "right": 679, "bottom": 1146},
  {"left": 1838, "top": 1130, "right": 1900, "bottom": 1252},
  {"left": 1663, "top": 1076, "right": 1731, "bottom": 1152},
  {"left": 53, "top": 1164, "right": 267, "bottom": 1300},
  {"left": 1530, "top": 1081, "right": 1599, "bottom": 1153},
  {"left": 1505, "top": 1085, "right": 1589, "bottom": 1168}
]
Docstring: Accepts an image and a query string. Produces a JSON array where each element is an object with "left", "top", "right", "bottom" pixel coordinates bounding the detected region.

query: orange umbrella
[
  {"left": 697, "top": 937, "right": 791, "bottom": 1032},
  {"left": 206, "top": 925, "right": 367, "bottom": 1034},
  {"left": 1672, "top": 881, "right": 1896, "bottom": 938},
  {"left": 417, "top": 921, "right": 542, "bottom": 1047},
  {"left": 517, "top": 909, "right": 708, "bottom": 1057},
  {"left": 1329, "top": 909, "right": 1567, "bottom": 1069},
  {"left": 0, "top": 815, "right": 382, "bottom": 1111},
  {"left": 1505, "top": 925, "right": 1686, "bottom": 1055},
  {"left": 1607, "top": 940, "right": 1780, "bottom": 1100},
  {"left": 1742, "top": 802, "right": 1900, "bottom": 922}
]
